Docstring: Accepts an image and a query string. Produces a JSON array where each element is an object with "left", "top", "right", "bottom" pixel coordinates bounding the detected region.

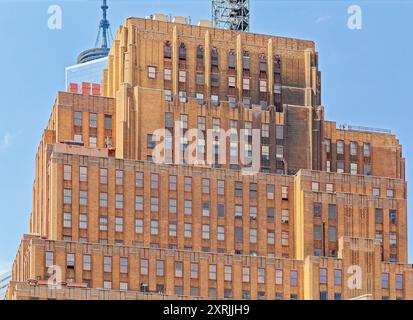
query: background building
[
  {"left": 0, "top": 271, "right": 11, "bottom": 300},
  {"left": 4, "top": 15, "right": 413, "bottom": 300}
]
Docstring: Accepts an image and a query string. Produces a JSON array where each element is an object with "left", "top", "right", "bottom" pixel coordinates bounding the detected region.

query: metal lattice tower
[
  {"left": 212, "top": 0, "right": 250, "bottom": 32},
  {"left": 77, "top": 0, "right": 113, "bottom": 64}
]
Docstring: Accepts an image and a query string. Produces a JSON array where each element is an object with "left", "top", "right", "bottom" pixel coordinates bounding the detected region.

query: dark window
[
  {"left": 235, "top": 181, "right": 243, "bottom": 197},
  {"left": 164, "top": 42, "right": 172, "bottom": 59},
  {"left": 179, "top": 43, "right": 186, "bottom": 60},
  {"left": 104, "top": 115, "right": 112, "bottom": 130},
  {"left": 314, "top": 203, "right": 322, "bottom": 217},
  {"left": 197, "top": 45, "right": 204, "bottom": 65},
  {"left": 375, "top": 208, "right": 383, "bottom": 224},
  {"left": 211, "top": 48, "right": 219, "bottom": 67},
  {"left": 259, "top": 54, "right": 267, "bottom": 72},
  {"left": 217, "top": 203, "right": 225, "bottom": 218},
  {"left": 211, "top": 74, "right": 219, "bottom": 87},
  {"left": 267, "top": 208, "right": 275, "bottom": 223},
  {"left": 228, "top": 50, "right": 236, "bottom": 68},
  {"left": 235, "top": 227, "right": 243, "bottom": 242},
  {"left": 250, "top": 183, "right": 257, "bottom": 198},
  {"left": 328, "top": 204, "right": 336, "bottom": 220},
  {"left": 389, "top": 209, "right": 397, "bottom": 224}
]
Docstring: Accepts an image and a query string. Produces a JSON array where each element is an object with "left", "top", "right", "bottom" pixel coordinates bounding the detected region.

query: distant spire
[{"left": 77, "top": 0, "right": 113, "bottom": 64}]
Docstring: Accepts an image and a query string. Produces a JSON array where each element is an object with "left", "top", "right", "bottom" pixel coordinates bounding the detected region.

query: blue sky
[{"left": 0, "top": 0, "right": 412, "bottom": 273}]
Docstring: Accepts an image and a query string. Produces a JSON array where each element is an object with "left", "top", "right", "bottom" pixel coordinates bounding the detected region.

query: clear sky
[{"left": 0, "top": 0, "right": 412, "bottom": 273}]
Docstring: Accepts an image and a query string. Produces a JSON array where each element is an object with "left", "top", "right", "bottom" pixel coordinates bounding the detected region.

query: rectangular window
[
  {"left": 267, "top": 208, "right": 275, "bottom": 223},
  {"left": 66, "top": 253, "right": 75, "bottom": 268},
  {"left": 179, "top": 91, "right": 187, "bottom": 103},
  {"left": 115, "top": 170, "right": 123, "bottom": 185},
  {"left": 250, "top": 228, "right": 257, "bottom": 243},
  {"left": 259, "top": 80, "right": 267, "bottom": 93},
  {"left": 350, "top": 141, "right": 358, "bottom": 155},
  {"left": 99, "top": 192, "right": 108, "bottom": 208},
  {"left": 64, "top": 165, "right": 72, "bottom": 181},
  {"left": 329, "top": 226, "right": 336, "bottom": 242},
  {"left": 281, "top": 232, "right": 289, "bottom": 246},
  {"left": 364, "top": 143, "right": 371, "bottom": 157},
  {"left": 83, "top": 254, "right": 91, "bottom": 271},
  {"left": 202, "top": 178, "right": 210, "bottom": 194},
  {"left": 337, "top": 140, "right": 344, "bottom": 154},
  {"left": 350, "top": 163, "right": 358, "bottom": 175},
  {"left": 314, "top": 225, "right": 322, "bottom": 241},
  {"left": 282, "top": 186, "right": 288, "bottom": 200},
  {"left": 268, "top": 231, "right": 275, "bottom": 245},
  {"left": 120, "top": 257, "right": 128, "bottom": 274},
  {"left": 164, "top": 68, "right": 172, "bottom": 81},
  {"left": 375, "top": 208, "right": 383, "bottom": 224},
  {"left": 164, "top": 89, "right": 172, "bottom": 102},
  {"left": 63, "top": 212, "right": 72, "bottom": 228},
  {"left": 151, "top": 220, "right": 159, "bottom": 235},
  {"left": 184, "top": 177, "right": 192, "bottom": 192},
  {"left": 135, "top": 219, "right": 143, "bottom": 234},
  {"left": 78, "top": 166, "right": 87, "bottom": 182},
  {"left": 190, "top": 263, "right": 198, "bottom": 279},
  {"left": 184, "top": 200, "right": 192, "bottom": 215},
  {"left": 235, "top": 205, "right": 243, "bottom": 219},
  {"left": 242, "top": 78, "right": 250, "bottom": 90},
  {"left": 140, "top": 259, "right": 148, "bottom": 275},
  {"left": 136, "top": 172, "right": 144, "bottom": 187},
  {"left": 228, "top": 76, "right": 236, "bottom": 88},
  {"left": 275, "top": 269, "right": 283, "bottom": 285},
  {"left": 63, "top": 189, "right": 72, "bottom": 204},
  {"left": 320, "top": 268, "right": 327, "bottom": 284},
  {"left": 115, "top": 193, "right": 123, "bottom": 209},
  {"left": 175, "top": 262, "right": 183, "bottom": 278},
  {"left": 334, "top": 269, "right": 342, "bottom": 285},
  {"left": 79, "top": 214, "right": 87, "bottom": 229},
  {"left": 217, "top": 226, "right": 225, "bottom": 241},
  {"left": 396, "top": 274, "right": 403, "bottom": 290},
  {"left": 242, "top": 267, "right": 250, "bottom": 282},
  {"left": 314, "top": 202, "right": 322, "bottom": 217},
  {"left": 209, "top": 265, "right": 217, "bottom": 280},
  {"left": 156, "top": 260, "right": 165, "bottom": 276},
  {"left": 169, "top": 198, "right": 177, "bottom": 214},
  {"left": 148, "top": 66, "right": 157, "bottom": 79},
  {"left": 99, "top": 216, "right": 108, "bottom": 231},
  {"left": 281, "top": 209, "right": 289, "bottom": 223},
  {"left": 115, "top": 217, "right": 123, "bottom": 232},
  {"left": 104, "top": 115, "right": 112, "bottom": 130},
  {"left": 337, "top": 161, "right": 344, "bottom": 173},
  {"left": 104, "top": 256, "right": 112, "bottom": 273},
  {"left": 290, "top": 271, "right": 298, "bottom": 286},
  {"left": 79, "top": 191, "right": 88, "bottom": 206},
  {"left": 389, "top": 209, "right": 397, "bottom": 224},
  {"left": 202, "top": 224, "right": 210, "bottom": 240},
  {"left": 169, "top": 222, "right": 177, "bottom": 237},
  {"left": 89, "top": 113, "right": 97, "bottom": 128},
  {"left": 45, "top": 252, "right": 54, "bottom": 268},
  {"left": 258, "top": 268, "right": 265, "bottom": 284},
  {"left": 74, "top": 111, "right": 82, "bottom": 127},
  {"left": 224, "top": 265, "right": 232, "bottom": 282},
  {"left": 89, "top": 136, "right": 97, "bottom": 148},
  {"left": 329, "top": 204, "right": 336, "bottom": 220},
  {"left": 151, "top": 174, "right": 159, "bottom": 189},
  {"left": 211, "top": 74, "right": 219, "bottom": 87},
  {"left": 184, "top": 223, "right": 192, "bottom": 238},
  {"left": 382, "top": 273, "right": 389, "bottom": 289}
]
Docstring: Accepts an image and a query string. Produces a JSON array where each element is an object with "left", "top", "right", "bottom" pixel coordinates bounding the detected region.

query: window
[
  {"left": 89, "top": 113, "right": 97, "bottom": 128},
  {"left": 314, "top": 202, "right": 322, "bottom": 217},
  {"left": 151, "top": 220, "right": 159, "bottom": 235},
  {"left": 74, "top": 133, "right": 82, "bottom": 142},
  {"left": 290, "top": 271, "right": 298, "bottom": 286},
  {"left": 202, "top": 224, "right": 210, "bottom": 240},
  {"left": 235, "top": 205, "right": 243, "bottom": 219},
  {"left": 242, "top": 97, "right": 251, "bottom": 108},
  {"left": 169, "top": 222, "right": 177, "bottom": 237},
  {"left": 375, "top": 208, "right": 383, "bottom": 224},
  {"left": 63, "top": 212, "right": 72, "bottom": 228},
  {"left": 211, "top": 95, "right": 219, "bottom": 106},
  {"left": 329, "top": 204, "right": 336, "bottom": 220},
  {"left": 79, "top": 214, "right": 87, "bottom": 229},
  {"left": 151, "top": 197, "right": 159, "bottom": 212},
  {"left": 382, "top": 273, "right": 389, "bottom": 289},
  {"left": 134, "top": 195, "right": 143, "bottom": 211},
  {"left": 364, "top": 164, "right": 371, "bottom": 176},
  {"left": 201, "top": 179, "right": 210, "bottom": 194},
  {"left": 184, "top": 223, "right": 192, "bottom": 238},
  {"left": 259, "top": 80, "right": 267, "bottom": 93},
  {"left": 164, "top": 68, "right": 172, "bottom": 81},
  {"left": 390, "top": 233, "right": 397, "bottom": 246},
  {"left": 268, "top": 231, "right": 275, "bottom": 245},
  {"left": 276, "top": 125, "right": 284, "bottom": 140},
  {"left": 217, "top": 226, "right": 225, "bottom": 241},
  {"left": 217, "top": 203, "right": 225, "bottom": 218},
  {"left": 202, "top": 202, "right": 210, "bottom": 217},
  {"left": 258, "top": 268, "right": 265, "bottom": 284},
  {"left": 66, "top": 253, "right": 75, "bottom": 268},
  {"left": 136, "top": 171, "right": 144, "bottom": 187},
  {"left": 140, "top": 259, "right": 149, "bottom": 275},
  {"left": 104, "top": 115, "right": 112, "bottom": 130},
  {"left": 45, "top": 252, "right": 54, "bottom": 268},
  {"left": 216, "top": 180, "right": 225, "bottom": 196},
  {"left": 242, "top": 267, "right": 250, "bottom": 282},
  {"left": 281, "top": 232, "right": 289, "bottom": 246},
  {"left": 235, "top": 227, "right": 243, "bottom": 242},
  {"left": 320, "top": 268, "right": 327, "bottom": 284},
  {"left": 104, "top": 256, "right": 112, "bottom": 273},
  {"left": 79, "top": 191, "right": 88, "bottom": 206},
  {"left": 156, "top": 260, "right": 165, "bottom": 276},
  {"left": 211, "top": 73, "right": 219, "bottom": 87},
  {"left": 135, "top": 219, "right": 143, "bottom": 234},
  {"left": 164, "top": 89, "right": 172, "bottom": 102},
  {"left": 115, "top": 170, "right": 123, "bottom": 185},
  {"left": 325, "top": 139, "right": 331, "bottom": 153},
  {"left": 179, "top": 70, "right": 186, "bottom": 83},
  {"left": 387, "top": 189, "right": 394, "bottom": 198},
  {"left": 99, "top": 216, "right": 108, "bottom": 231},
  {"left": 276, "top": 146, "right": 284, "bottom": 159},
  {"left": 211, "top": 47, "right": 219, "bottom": 67},
  {"left": 148, "top": 66, "right": 156, "bottom": 79},
  {"left": 97, "top": 169, "right": 107, "bottom": 185},
  {"left": 337, "top": 140, "right": 344, "bottom": 154},
  {"left": 179, "top": 91, "right": 187, "bottom": 103},
  {"left": 103, "top": 281, "right": 112, "bottom": 290},
  {"left": 228, "top": 96, "right": 237, "bottom": 108},
  {"left": 249, "top": 183, "right": 257, "bottom": 198},
  {"left": 282, "top": 186, "right": 288, "bottom": 200},
  {"left": 267, "top": 208, "right": 275, "bottom": 223},
  {"left": 334, "top": 269, "right": 342, "bottom": 285},
  {"left": 151, "top": 174, "right": 159, "bottom": 189},
  {"left": 83, "top": 255, "right": 91, "bottom": 271},
  {"left": 115, "top": 217, "right": 123, "bottom": 232},
  {"left": 89, "top": 136, "right": 97, "bottom": 148},
  {"left": 119, "top": 257, "right": 128, "bottom": 274},
  {"left": 396, "top": 274, "right": 403, "bottom": 290},
  {"left": 120, "top": 282, "right": 128, "bottom": 291},
  {"left": 326, "top": 183, "right": 334, "bottom": 193},
  {"left": 74, "top": 111, "right": 82, "bottom": 127},
  {"left": 390, "top": 209, "right": 397, "bottom": 224},
  {"left": 337, "top": 161, "right": 344, "bottom": 173},
  {"left": 275, "top": 269, "right": 283, "bottom": 285},
  {"left": 115, "top": 193, "right": 123, "bottom": 209},
  {"left": 175, "top": 262, "right": 183, "bottom": 278},
  {"left": 266, "top": 184, "right": 275, "bottom": 200},
  {"left": 281, "top": 209, "right": 289, "bottom": 223},
  {"left": 373, "top": 187, "right": 380, "bottom": 197},
  {"left": 314, "top": 225, "right": 322, "bottom": 241},
  {"left": 334, "top": 293, "right": 342, "bottom": 300},
  {"left": 375, "top": 231, "right": 383, "bottom": 243},
  {"left": 320, "top": 292, "right": 327, "bottom": 300},
  {"left": 326, "top": 161, "right": 331, "bottom": 173},
  {"left": 242, "top": 78, "right": 250, "bottom": 90},
  {"left": 329, "top": 226, "right": 336, "bottom": 242},
  {"left": 312, "top": 182, "right": 319, "bottom": 192},
  {"left": 250, "top": 206, "right": 257, "bottom": 220},
  {"left": 99, "top": 192, "right": 108, "bottom": 208},
  {"left": 350, "top": 141, "right": 358, "bottom": 155},
  {"left": 350, "top": 163, "right": 358, "bottom": 175},
  {"left": 228, "top": 76, "right": 236, "bottom": 88},
  {"left": 164, "top": 42, "right": 172, "bottom": 58},
  {"left": 364, "top": 143, "right": 371, "bottom": 157},
  {"left": 191, "top": 263, "right": 198, "bottom": 279},
  {"left": 228, "top": 50, "right": 236, "bottom": 68},
  {"left": 63, "top": 189, "right": 72, "bottom": 204},
  {"left": 250, "top": 229, "right": 257, "bottom": 243},
  {"left": 64, "top": 165, "right": 72, "bottom": 181},
  {"left": 184, "top": 200, "right": 192, "bottom": 215},
  {"left": 209, "top": 265, "right": 217, "bottom": 280},
  {"left": 224, "top": 266, "right": 232, "bottom": 282}
]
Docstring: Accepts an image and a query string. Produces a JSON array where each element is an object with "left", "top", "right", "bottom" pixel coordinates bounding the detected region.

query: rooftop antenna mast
[
  {"left": 78, "top": 0, "right": 113, "bottom": 64},
  {"left": 212, "top": 0, "right": 250, "bottom": 32}
]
